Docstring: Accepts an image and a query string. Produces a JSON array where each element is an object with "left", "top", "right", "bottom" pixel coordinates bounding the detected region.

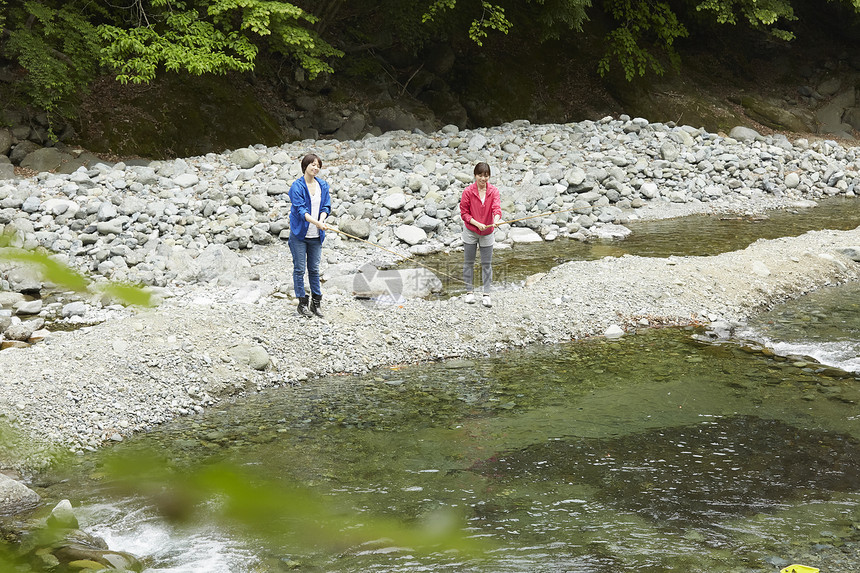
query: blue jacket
[{"left": 289, "top": 176, "right": 332, "bottom": 243}]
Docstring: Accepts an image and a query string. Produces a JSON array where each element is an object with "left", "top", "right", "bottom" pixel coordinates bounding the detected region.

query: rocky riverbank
[{"left": 1, "top": 117, "right": 860, "bottom": 473}]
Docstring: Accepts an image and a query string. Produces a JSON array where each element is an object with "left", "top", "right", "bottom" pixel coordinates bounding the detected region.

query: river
[{"left": 28, "top": 198, "right": 860, "bottom": 572}]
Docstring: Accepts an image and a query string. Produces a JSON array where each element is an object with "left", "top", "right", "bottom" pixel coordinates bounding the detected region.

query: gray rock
[
  {"left": 818, "top": 77, "right": 842, "bottom": 97},
  {"left": 339, "top": 218, "right": 372, "bottom": 239},
  {"left": 5, "top": 318, "right": 44, "bottom": 340},
  {"left": 174, "top": 173, "right": 199, "bottom": 188},
  {"left": 0, "top": 128, "right": 11, "bottom": 156},
  {"left": 229, "top": 148, "right": 260, "bottom": 169},
  {"left": 0, "top": 292, "right": 26, "bottom": 307},
  {"left": 48, "top": 499, "right": 79, "bottom": 529},
  {"left": 20, "top": 147, "right": 73, "bottom": 173},
  {"left": 660, "top": 142, "right": 679, "bottom": 162},
  {"left": 21, "top": 196, "right": 40, "bottom": 213},
  {"left": 61, "top": 301, "right": 88, "bottom": 318},
  {"left": 373, "top": 106, "right": 423, "bottom": 133},
  {"left": 0, "top": 473, "right": 40, "bottom": 514},
  {"left": 837, "top": 246, "right": 860, "bottom": 262},
  {"left": 728, "top": 126, "right": 762, "bottom": 142},
  {"left": 42, "top": 198, "right": 79, "bottom": 217},
  {"left": 9, "top": 141, "right": 41, "bottom": 165},
  {"left": 394, "top": 224, "right": 427, "bottom": 245},
  {"left": 468, "top": 134, "right": 488, "bottom": 150},
  {"left": 0, "top": 162, "right": 14, "bottom": 180},
  {"left": 266, "top": 181, "right": 290, "bottom": 196},
  {"left": 415, "top": 214, "right": 443, "bottom": 232},
  {"left": 7, "top": 267, "right": 41, "bottom": 293},
  {"left": 229, "top": 343, "right": 271, "bottom": 371},
  {"left": 382, "top": 192, "right": 407, "bottom": 211},
  {"left": 508, "top": 227, "right": 543, "bottom": 243}
]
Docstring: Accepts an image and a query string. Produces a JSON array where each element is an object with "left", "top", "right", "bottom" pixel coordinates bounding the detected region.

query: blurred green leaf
[
  {"left": 0, "top": 234, "right": 154, "bottom": 308},
  {"left": 103, "top": 450, "right": 491, "bottom": 558}
]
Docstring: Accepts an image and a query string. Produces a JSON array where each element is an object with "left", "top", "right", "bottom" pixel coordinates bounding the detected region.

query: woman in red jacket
[{"left": 459, "top": 162, "right": 502, "bottom": 307}]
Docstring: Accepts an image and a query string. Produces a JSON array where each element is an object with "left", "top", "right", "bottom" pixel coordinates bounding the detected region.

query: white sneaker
[
  {"left": 464, "top": 292, "right": 476, "bottom": 304},
  {"left": 482, "top": 294, "right": 492, "bottom": 308}
]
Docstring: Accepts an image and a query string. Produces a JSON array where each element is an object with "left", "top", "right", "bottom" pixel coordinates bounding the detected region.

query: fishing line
[{"left": 326, "top": 207, "right": 577, "bottom": 287}]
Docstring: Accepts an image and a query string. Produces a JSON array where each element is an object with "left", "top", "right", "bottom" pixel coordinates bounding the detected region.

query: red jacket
[{"left": 460, "top": 182, "right": 501, "bottom": 236}]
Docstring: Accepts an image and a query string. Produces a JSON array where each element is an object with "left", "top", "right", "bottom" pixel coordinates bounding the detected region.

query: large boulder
[
  {"left": 333, "top": 112, "right": 367, "bottom": 141},
  {"left": 0, "top": 157, "right": 14, "bottom": 180},
  {"left": 738, "top": 96, "right": 813, "bottom": 133},
  {"left": 19, "top": 147, "right": 74, "bottom": 173},
  {"left": 0, "top": 472, "right": 40, "bottom": 515},
  {"left": 0, "top": 128, "right": 11, "bottom": 156},
  {"left": 9, "top": 141, "right": 40, "bottom": 165},
  {"left": 229, "top": 148, "right": 260, "bottom": 169},
  {"left": 394, "top": 224, "right": 427, "bottom": 246},
  {"left": 728, "top": 125, "right": 762, "bottom": 142},
  {"left": 338, "top": 217, "right": 372, "bottom": 239}
]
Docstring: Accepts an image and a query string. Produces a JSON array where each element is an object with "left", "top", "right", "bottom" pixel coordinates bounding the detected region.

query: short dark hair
[
  {"left": 301, "top": 153, "right": 322, "bottom": 173},
  {"left": 474, "top": 162, "right": 491, "bottom": 176}
]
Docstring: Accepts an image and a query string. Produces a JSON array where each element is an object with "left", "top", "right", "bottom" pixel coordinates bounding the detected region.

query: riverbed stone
[
  {"left": 508, "top": 227, "right": 543, "bottom": 243},
  {"left": 728, "top": 126, "right": 762, "bottom": 142},
  {"left": 0, "top": 472, "right": 40, "bottom": 514},
  {"left": 394, "top": 225, "right": 427, "bottom": 245},
  {"left": 837, "top": 246, "right": 860, "bottom": 261},
  {"left": 228, "top": 343, "right": 271, "bottom": 371},
  {"left": 383, "top": 192, "right": 407, "bottom": 211},
  {"left": 229, "top": 148, "right": 260, "bottom": 169},
  {"left": 14, "top": 300, "right": 42, "bottom": 315}
]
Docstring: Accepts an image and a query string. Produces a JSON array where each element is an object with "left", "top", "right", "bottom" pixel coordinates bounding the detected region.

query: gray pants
[{"left": 463, "top": 229, "right": 494, "bottom": 293}]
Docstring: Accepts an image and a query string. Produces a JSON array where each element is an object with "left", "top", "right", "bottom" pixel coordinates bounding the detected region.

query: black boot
[
  {"left": 310, "top": 293, "right": 324, "bottom": 317},
  {"left": 297, "top": 296, "right": 312, "bottom": 317}
]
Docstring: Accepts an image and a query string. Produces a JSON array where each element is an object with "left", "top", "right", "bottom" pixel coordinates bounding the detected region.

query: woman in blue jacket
[{"left": 288, "top": 153, "right": 331, "bottom": 317}]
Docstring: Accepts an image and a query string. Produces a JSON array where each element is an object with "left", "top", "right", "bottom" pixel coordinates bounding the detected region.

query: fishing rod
[
  {"left": 325, "top": 225, "right": 469, "bottom": 286},
  {"left": 492, "top": 207, "right": 578, "bottom": 227},
  {"left": 325, "top": 206, "right": 578, "bottom": 286}
]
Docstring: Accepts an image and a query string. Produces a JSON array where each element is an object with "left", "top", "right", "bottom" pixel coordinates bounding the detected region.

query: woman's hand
[{"left": 317, "top": 220, "right": 328, "bottom": 231}]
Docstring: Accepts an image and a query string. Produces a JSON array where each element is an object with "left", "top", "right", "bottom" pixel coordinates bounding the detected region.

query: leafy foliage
[
  {"left": 695, "top": 0, "right": 798, "bottom": 40},
  {"left": 599, "top": 0, "right": 689, "bottom": 81},
  {"left": 0, "top": 1, "right": 102, "bottom": 116},
  {"left": 104, "top": 451, "right": 492, "bottom": 557},
  {"left": 99, "top": 0, "right": 342, "bottom": 84},
  {"left": 423, "top": 0, "right": 513, "bottom": 46}
]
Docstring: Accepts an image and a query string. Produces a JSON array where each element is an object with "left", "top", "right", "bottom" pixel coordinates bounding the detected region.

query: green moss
[{"left": 75, "top": 73, "right": 284, "bottom": 159}]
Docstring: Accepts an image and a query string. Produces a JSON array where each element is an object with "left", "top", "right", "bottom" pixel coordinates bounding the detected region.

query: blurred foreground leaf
[
  {"left": 103, "top": 451, "right": 491, "bottom": 558},
  {"left": 0, "top": 234, "right": 153, "bottom": 307}
]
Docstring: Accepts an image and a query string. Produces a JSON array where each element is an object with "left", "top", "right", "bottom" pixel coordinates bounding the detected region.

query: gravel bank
[
  {"left": 1, "top": 117, "right": 860, "bottom": 471},
  {"left": 2, "top": 224, "right": 860, "bottom": 470}
]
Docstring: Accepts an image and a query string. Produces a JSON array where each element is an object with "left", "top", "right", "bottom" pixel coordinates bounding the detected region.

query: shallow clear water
[{"left": 39, "top": 327, "right": 860, "bottom": 572}]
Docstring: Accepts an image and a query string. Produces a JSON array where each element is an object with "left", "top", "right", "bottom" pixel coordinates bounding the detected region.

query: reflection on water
[
  {"left": 478, "top": 415, "right": 860, "bottom": 525},
  {"left": 40, "top": 328, "right": 860, "bottom": 572},
  {"left": 411, "top": 197, "right": 860, "bottom": 292}
]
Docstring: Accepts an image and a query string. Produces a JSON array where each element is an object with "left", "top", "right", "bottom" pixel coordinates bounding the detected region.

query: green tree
[
  {"left": 0, "top": 1, "right": 103, "bottom": 117},
  {"left": 0, "top": 1, "right": 343, "bottom": 118},
  {"left": 98, "top": 0, "right": 342, "bottom": 85},
  {"left": 421, "top": 0, "right": 859, "bottom": 80}
]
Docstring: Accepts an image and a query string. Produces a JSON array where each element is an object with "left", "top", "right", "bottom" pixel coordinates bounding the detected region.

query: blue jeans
[{"left": 288, "top": 233, "right": 322, "bottom": 297}]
